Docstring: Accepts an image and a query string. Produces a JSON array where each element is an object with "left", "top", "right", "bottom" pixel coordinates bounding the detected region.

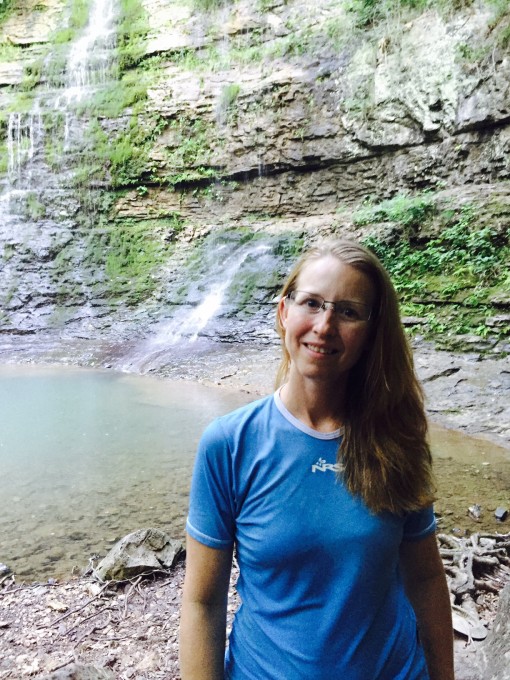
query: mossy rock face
[{"left": 1, "top": 0, "right": 510, "bottom": 351}]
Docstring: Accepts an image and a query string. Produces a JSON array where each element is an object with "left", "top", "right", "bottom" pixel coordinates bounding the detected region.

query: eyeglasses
[{"left": 286, "top": 290, "right": 372, "bottom": 323}]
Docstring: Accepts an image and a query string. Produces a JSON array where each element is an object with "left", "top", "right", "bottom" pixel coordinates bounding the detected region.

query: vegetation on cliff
[
  {"left": 358, "top": 194, "right": 509, "bottom": 347},
  {"left": 0, "top": 0, "right": 508, "bottom": 351}
]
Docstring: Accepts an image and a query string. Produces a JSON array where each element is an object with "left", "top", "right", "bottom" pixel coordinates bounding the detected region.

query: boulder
[{"left": 94, "top": 528, "right": 184, "bottom": 581}]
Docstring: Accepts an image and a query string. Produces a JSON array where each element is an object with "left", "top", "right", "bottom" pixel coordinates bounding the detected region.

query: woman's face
[{"left": 279, "top": 256, "right": 375, "bottom": 387}]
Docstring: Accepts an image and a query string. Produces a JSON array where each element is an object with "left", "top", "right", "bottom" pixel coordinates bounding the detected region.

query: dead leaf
[{"left": 47, "top": 599, "right": 68, "bottom": 612}]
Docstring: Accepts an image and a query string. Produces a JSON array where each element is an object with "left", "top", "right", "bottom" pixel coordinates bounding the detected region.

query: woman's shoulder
[
  {"left": 217, "top": 393, "right": 274, "bottom": 427},
  {"left": 201, "top": 393, "right": 275, "bottom": 442}
]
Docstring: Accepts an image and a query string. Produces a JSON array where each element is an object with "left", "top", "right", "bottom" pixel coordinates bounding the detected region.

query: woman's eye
[
  {"left": 304, "top": 297, "right": 322, "bottom": 310},
  {"left": 338, "top": 305, "right": 360, "bottom": 320}
]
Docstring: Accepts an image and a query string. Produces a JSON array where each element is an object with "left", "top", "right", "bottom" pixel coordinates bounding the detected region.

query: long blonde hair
[{"left": 275, "top": 239, "right": 435, "bottom": 515}]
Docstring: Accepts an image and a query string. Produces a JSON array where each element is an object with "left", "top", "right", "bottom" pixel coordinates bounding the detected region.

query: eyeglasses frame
[{"left": 285, "top": 290, "right": 372, "bottom": 323}]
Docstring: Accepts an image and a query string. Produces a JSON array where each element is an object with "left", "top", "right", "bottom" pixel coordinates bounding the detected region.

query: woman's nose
[{"left": 313, "top": 308, "right": 337, "bottom": 334}]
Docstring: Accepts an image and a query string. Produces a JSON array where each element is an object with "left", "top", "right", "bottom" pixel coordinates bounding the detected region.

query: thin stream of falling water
[
  {"left": 171, "top": 244, "right": 271, "bottom": 344},
  {"left": 64, "top": 0, "right": 117, "bottom": 104},
  {"left": 6, "top": 0, "right": 119, "bottom": 183},
  {"left": 115, "top": 242, "right": 272, "bottom": 373},
  {"left": 0, "top": 0, "right": 120, "bottom": 330}
]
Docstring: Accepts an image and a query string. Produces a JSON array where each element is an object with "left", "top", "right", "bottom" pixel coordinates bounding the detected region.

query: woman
[{"left": 180, "top": 239, "right": 454, "bottom": 680}]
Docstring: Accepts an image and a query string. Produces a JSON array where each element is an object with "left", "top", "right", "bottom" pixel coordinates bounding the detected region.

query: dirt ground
[
  {"left": 0, "top": 554, "right": 500, "bottom": 680},
  {"left": 1, "top": 345, "right": 509, "bottom": 679}
]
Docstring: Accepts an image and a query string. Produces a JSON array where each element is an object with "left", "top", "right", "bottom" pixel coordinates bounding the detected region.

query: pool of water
[
  {"left": 0, "top": 364, "right": 250, "bottom": 581},
  {"left": 1, "top": 364, "right": 509, "bottom": 582}
]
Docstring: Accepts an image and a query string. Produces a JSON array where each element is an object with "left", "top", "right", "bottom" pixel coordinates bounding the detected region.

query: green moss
[
  {"left": 83, "top": 220, "right": 168, "bottom": 300},
  {"left": 347, "top": 0, "right": 475, "bottom": 28},
  {"left": 361, "top": 201, "right": 510, "bottom": 341},
  {"left": 194, "top": 0, "right": 234, "bottom": 10},
  {"left": 353, "top": 191, "right": 435, "bottom": 228},
  {"left": 0, "top": 41, "right": 22, "bottom": 62},
  {"left": 6, "top": 92, "right": 36, "bottom": 114},
  {"left": 72, "top": 112, "right": 166, "bottom": 189},
  {"left": 117, "top": 0, "right": 149, "bottom": 71},
  {"left": 162, "top": 116, "right": 217, "bottom": 187},
  {"left": 79, "top": 69, "right": 149, "bottom": 118},
  {"left": 218, "top": 83, "right": 241, "bottom": 117},
  {"left": 18, "top": 192, "right": 47, "bottom": 220},
  {"left": 21, "top": 60, "right": 44, "bottom": 91},
  {"left": 52, "top": 0, "right": 92, "bottom": 44},
  {"left": 0, "top": 0, "right": 14, "bottom": 24},
  {"left": 0, "top": 143, "right": 7, "bottom": 174}
]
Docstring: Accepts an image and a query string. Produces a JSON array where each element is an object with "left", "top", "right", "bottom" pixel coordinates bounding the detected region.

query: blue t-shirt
[{"left": 186, "top": 393, "right": 435, "bottom": 680}]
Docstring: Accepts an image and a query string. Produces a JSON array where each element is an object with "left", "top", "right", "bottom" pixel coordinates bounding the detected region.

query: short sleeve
[
  {"left": 186, "top": 418, "right": 236, "bottom": 549},
  {"left": 402, "top": 505, "right": 436, "bottom": 542}
]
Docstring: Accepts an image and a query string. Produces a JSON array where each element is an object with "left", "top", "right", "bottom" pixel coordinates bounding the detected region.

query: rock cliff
[{"left": 0, "top": 0, "right": 508, "bottom": 354}]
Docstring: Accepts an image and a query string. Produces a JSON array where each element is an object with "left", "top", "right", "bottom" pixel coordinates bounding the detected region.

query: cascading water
[
  {"left": 0, "top": 0, "right": 119, "bottom": 334},
  {"left": 6, "top": 0, "right": 117, "bottom": 184},
  {"left": 0, "top": 1, "right": 296, "bottom": 367},
  {"left": 64, "top": 0, "right": 117, "bottom": 102},
  {"left": 115, "top": 240, "right": 275, "bottom": 374}
]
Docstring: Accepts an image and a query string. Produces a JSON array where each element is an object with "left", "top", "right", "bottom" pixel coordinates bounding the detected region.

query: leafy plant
[
  {"left": 161, "top": 117, "right": 217, "bottom": 187},
  {"left": 353, "top": 192, "right": 435, "bottom": 228},
  {"left": 361, "top": 202, "right": 509, "bottom": 340}
]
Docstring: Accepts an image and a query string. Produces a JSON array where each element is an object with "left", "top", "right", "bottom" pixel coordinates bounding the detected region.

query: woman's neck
[{"left": 279, "top": 377, "right": 346, "bottom": 433}]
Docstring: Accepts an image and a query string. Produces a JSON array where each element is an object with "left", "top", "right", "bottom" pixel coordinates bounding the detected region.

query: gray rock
[
  {"left": 37, "top": 663, "right": 114, "bottom": 679},
  {"left": 94, "top": 528, "right": 184, "bottom": 581}
]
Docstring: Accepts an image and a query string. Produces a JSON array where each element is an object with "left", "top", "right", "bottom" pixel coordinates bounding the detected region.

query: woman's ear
[{"left": 277, "top": 297, "right": 288, "bottom": 331}]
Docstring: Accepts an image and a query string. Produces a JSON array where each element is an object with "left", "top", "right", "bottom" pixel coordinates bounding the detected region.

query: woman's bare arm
[
  {"left": 399, "top": 533, "right": 455, "bottom": 680},
  {"left": 179, "top": 534, "right": 233, "bottom": 680}
]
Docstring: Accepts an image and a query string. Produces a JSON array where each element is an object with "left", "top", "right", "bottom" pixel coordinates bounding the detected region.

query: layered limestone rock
[
  {"left": 110, "top": 0, "right": 510, "bottom": 225},
  {"left": 3, "top": 0, "right": 510, "bottom": 220},
  {"left": 0, "top": 0, "right": 63, "bottom": 89},
  {"left": 0, "top": 0, "right": 509, "bottom": 339}
]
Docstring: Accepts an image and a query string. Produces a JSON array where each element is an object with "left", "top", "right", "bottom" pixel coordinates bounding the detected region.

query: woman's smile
[{"left": 304, "top": 342, "right": 338, "bottom": 356}]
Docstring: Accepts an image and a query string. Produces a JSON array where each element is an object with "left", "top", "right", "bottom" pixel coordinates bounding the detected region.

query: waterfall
[
  {"left": 0, "top": 0, "right": 120, "bottom": 334},
  {"left": 6, "top": 104, "right": 44, "bottom": 185},
  {"left": 115, "top": 241, "right": 273, "bottom": 374},
  {"left": 63, "top": 0, "right": 117, "bottom": 104},
  {"left": 5, "top": 0, "right": 118, "bottom": 185}
]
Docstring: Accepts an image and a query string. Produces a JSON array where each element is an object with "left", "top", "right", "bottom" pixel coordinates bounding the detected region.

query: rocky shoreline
[
  {"left": 1, "top": 336, "right": 509, "bottom": 448},
  {"left": 140, "top": 340, "right": 510, "bottom": 450}
]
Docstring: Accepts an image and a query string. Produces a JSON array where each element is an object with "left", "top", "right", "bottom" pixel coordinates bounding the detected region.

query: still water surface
[
  {"left": 0, "top": 364, "right": 249, "bottom": 581},
  {"left": 1, "top": 364, "right": 509, "bottom": 582}
]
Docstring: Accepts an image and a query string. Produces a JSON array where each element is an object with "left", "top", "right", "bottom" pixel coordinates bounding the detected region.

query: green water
[{"left": 0, "top": 364, "right": 250, "bottom": 582}]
